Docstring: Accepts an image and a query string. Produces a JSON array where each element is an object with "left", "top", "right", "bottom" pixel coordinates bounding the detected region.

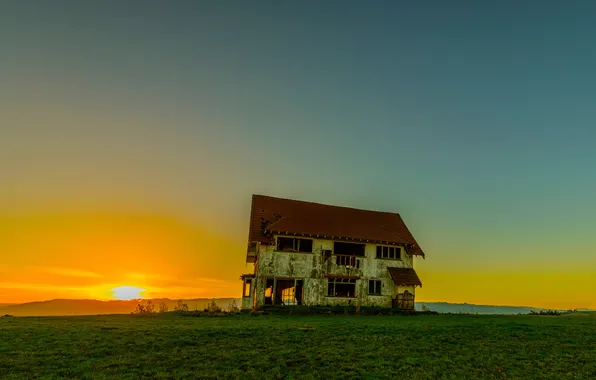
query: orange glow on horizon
[
  {"left": 0, "top": 210, "right": 246, "bottom": 304},
  {"left": 0, "top": 210, "right": 594, "bottom": 310},
  {"left": 111, "top": 286, "right": 145, "bottom": 300}
]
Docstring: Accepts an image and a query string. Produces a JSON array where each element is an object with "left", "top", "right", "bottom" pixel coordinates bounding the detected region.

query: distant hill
[
  {"left": 1, "top": 299, "right": 592, "bottom": 317},
  {"left": 414, "top": 302, "right": 588, "bottom": 314},
  {"left": 575, "top": 308, "right": 596, "bottom": 314},
  {"left": 0, "top": 298, "right": 241, "bottom": 317}
]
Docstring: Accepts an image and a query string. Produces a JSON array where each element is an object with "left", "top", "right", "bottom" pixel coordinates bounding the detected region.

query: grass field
[{"left": 1, "top": 313, "right": 595, "bottom": 379}]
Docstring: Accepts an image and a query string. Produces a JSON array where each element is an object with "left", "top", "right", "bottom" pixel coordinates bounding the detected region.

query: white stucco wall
[{"left": 250, "top": 236, "right": 418, "bottom": 309}]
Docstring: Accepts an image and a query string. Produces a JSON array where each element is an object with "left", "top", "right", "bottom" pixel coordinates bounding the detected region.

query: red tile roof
[
  {"left": 388, "top": 267, "right": 423, "bottom": 287},
  {"left": 248, "top": 194, "right": 425, "bottom": 257}
]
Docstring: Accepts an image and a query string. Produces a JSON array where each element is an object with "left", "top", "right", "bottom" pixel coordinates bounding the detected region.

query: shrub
[
  {"left": 132, "top": 303, "right": 146, "bottom": 314},
  {"left": 528, "top": 309, "right": 561, "bottom": 316},
  {"left": 159, "top": 302, "right": 169, "bottom": 313},
  {"left": 145, "top": 300, "right": 155, "bottom": 313},
  {"left": 174, "top": 300, "right": 189, "bottom": 312},
  {"left": 206, "top": 300, "right": 222, "bottom": 313},
  {"left": 132, "top": 300, "right": 156, "bottom": 314},
  {"left": 227, "top": 300, "right": 240, "bottom": 313}
]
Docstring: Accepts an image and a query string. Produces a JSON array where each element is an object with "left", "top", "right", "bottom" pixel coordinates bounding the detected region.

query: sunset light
[
  {"left": 112, "top": 286, "right": 145, "bottom": 300},
  {"left": 3, "top": 2, "right": 596, "bottom": 378}
]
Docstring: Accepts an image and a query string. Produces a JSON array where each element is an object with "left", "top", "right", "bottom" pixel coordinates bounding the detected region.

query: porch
[
  {"left": 392, "top": 290, "right": 415, "bottom": 310},
  {"left": 388, "top": 267, "right": 422, "bottom": 310}
]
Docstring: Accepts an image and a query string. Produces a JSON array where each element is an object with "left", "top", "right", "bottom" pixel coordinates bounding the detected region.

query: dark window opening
[
  {"left": 334, "top": 242, "right": 365, "bottom": 256},
  {"left": 327, "top": 278, "right": 357, "bottom": 297},
  {"left": 368, "top": 280, "right": 382, "bottom": 295},
  {"left": 335, "top": 255, "right": 360, "bottom": 268},
  {"left": 376, "top": 245, "right": 401, "bottom": 260},
  {"left": 277, "top": 237, "right": 313, "bottom": 253},
  {"left": 295, "top": 279, "right": 304, "bottom": 305},
  {"left": 243, "top": 279, "right": 252, "bottom": 297},
  {"left": 264, "top": 279, "right": 274, "bottom": 305},
  {"left": 271, "top": 278, "right": 303, "bottom": 306}
]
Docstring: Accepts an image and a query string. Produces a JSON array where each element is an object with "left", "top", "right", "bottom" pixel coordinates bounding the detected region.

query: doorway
[{"left": 268, "top": 278, "right": 304, "bottom": 306}]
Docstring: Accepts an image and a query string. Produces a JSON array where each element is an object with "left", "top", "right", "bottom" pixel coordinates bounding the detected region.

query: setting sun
[{"left": 112, "top": 286, "right": 145, "bottom": 300}]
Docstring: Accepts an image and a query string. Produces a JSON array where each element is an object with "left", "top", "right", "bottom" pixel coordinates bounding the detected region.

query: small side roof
[{"left": 388, "top": 267, "right": 423, "bottom": 287}]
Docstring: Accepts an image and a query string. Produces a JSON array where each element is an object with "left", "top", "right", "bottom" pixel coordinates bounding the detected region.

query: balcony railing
[{"left": 333, "top": 254, "right": 361, "bottom": 268}]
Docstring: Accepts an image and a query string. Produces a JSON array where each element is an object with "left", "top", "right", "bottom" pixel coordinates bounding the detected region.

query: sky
[{"left": 1, "top": 1, "right": 594, "bottom": 309}]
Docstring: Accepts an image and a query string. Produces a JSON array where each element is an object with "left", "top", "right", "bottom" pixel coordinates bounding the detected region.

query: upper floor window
[
  {"left": 335, "top": 255, "right": 360, "bottom": 268},
  {"left": 277, "top": 237, "right": 313, "bottom": 253},
  {"left": 334, "top": 241, "right": 365, "bottom": 256},
  {"left": 376, "top": 245, "right": 401, "bottom": 260}
]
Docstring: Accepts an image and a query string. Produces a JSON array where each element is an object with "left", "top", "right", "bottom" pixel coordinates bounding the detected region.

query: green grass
[{"left": 1, "top": 313, "right": 595, "bottom": 379}]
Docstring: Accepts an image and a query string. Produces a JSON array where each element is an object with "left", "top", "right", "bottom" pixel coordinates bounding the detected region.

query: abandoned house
[{"left": 240, "top": 195, "right": 426, "bottom": 310}]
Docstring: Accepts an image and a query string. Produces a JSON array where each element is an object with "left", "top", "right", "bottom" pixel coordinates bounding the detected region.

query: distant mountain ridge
[
  {"left": 1, "top": 299, "right": 592, "bottom": 317},
  {"left": 0, "top": 298, "right": 240, "bottom": 316},
  {"left": 415, "top": 302, "right": 591, "bottom": 315}
]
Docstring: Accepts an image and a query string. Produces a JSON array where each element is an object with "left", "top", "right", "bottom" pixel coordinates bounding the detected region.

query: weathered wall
[
  {"left": 241, "top": 295, "right": 253, "bottom": 310},
  {"left": 250, "top": 236, "right": 418, "bottom": 309}
]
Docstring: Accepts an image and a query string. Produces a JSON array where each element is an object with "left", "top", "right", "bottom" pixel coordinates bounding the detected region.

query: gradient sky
[{"left": 1, "top": 1, "right": 594, "bottom": 309}]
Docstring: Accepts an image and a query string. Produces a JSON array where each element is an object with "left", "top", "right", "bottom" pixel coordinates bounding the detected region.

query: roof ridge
[{"left": 252, "top": 194, "right": 400, "bottom": 216}]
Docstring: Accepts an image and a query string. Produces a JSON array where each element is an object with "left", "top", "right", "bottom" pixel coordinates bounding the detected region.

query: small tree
[
  {"left": 132, "top": 300, "right": 157, "bottom": 314},
  {"left": 174, "top": 300, "right": 189, "bottom": 312},
  {"left": 133, "top": 303, "right": 146, "bottom": 314},
  {"left": 145, "top": 300, "right": 155, "bottom": 313},
  {"left": 206, "top": 300, "right": 222, "bottom": 313},
  {"left": 227, "top": 300, "right": 240, "bottom": 313},
  {"left": 159, "top": 302, "right": 169, "bottom": 313}
]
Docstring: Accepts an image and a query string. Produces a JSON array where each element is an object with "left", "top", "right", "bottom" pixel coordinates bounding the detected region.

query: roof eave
[{"left": 266, "top": 229, "right": 419, "bottom": 247}]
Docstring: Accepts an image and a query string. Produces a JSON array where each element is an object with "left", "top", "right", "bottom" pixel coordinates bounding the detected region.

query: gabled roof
[
  {"left": 388, "top": 267, "right": 423, "bottom": 287},
  {"left": 248, "top": 194, "right": 425, "bottom": 257}
]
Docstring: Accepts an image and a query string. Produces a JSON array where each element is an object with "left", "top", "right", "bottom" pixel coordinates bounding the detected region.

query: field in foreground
[{"left": 1, "top": 313, "right": 595, "bottom": 379}]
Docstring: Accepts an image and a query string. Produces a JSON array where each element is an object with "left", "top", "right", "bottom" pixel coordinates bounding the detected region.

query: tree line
[{"left": 132, "top": 300, "right": 239, "bottom": 314}]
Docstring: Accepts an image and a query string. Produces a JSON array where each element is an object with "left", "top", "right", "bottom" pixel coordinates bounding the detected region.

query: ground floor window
[
  {"left": 265, "top": 278, "right": 304, "bottom": 306},
  {"left": 327, "top": 278, "right": 357, "bottom": 297},
  {"left": 243, "top": 278, "right": 252, "bottom": 297},
  {"left": 368, "top": 280, "right": 382, "bottom": 295}
]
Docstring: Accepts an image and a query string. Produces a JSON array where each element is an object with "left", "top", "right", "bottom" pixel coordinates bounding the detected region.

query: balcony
[{"left": 323, "top": 253, "right": 363, "bottom": 277}]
